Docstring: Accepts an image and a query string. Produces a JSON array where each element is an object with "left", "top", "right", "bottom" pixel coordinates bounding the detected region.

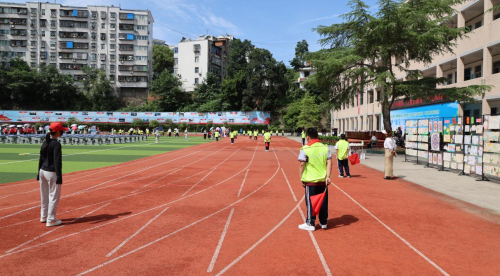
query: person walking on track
[
  {"left": 336, "top": 134, "right": 351, "bottom": 178},
  {"left": 248, "top": 129, "right": 252, "bottom": 140},
  {"left": 264, "top": 129, "right": 271, "bottom": 152},
  {"left": 230, "top": 130, "right": 235, "bottom": 144},
  {"left": 301, "top": 129, "right": 306, "bottom": 145},
  {"left": 253, "top": 130, "right": 258, "bottom": 141},
  {"left": 36, "top": 122, "right": 68, "bottom": 227},
  {"left": 383, "top": 130, "right": 397, "bottom": 180},
  {"left": 215, "top": 130, "right": 220, "bottom": 142},
  {"left": 298, "top": 128, "right": 332, "bottom": 231}
]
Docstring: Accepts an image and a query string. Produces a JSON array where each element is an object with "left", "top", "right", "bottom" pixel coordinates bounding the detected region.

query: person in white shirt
[{"left": 383, "top": 130, "right": 397, "bottom": 180}]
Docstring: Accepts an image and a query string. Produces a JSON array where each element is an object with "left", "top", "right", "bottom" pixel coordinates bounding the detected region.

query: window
[
  {"left": 195, "top": 67, "right": 199, "bottom": 73},
  {"left": 494, "top": 61, "right": 500, "bottom": 74},
  {"left": 134, "top": 45, "right": 147, "bottom": 51},
  {"left": 91, "top": 53, "right": 96, "bottom": 61},
  {"left": 110, "top": 64, "right": 115, "bottom": 71},
  {"left": 91, "top": 43, "right": 97, "bottom": 50},
  {"left": 110, "top": 23, "right": 116, "bottom": 30},
  {"left": 174, "top": 58, "right": 178, "bottom": 65},
  {"left": 50, "top": 20, "right": 56, "bottom": 28},
  {"left": 50, "top": 41, "right": 56, "bottom": 48},
  {"left": 474, "top": 20, "right": 482, "bottom": 29},
  {"left": 91, "top": 11, "right": 97, "bottom": 19},
  {"left": 110, "top": 44, "right": 116, "bottom": 50},
  {"left": 100, "top": 64, "right": 106, "bottom": 70},
  {"left": 31, "top": 30, "right": 36, "bottom": 37},
  {"left": 376, "top": 90, "right": 381, "bottom": 101},
  {"left": 134, "top": 25, "right": 148, "bottom": 31},
  {"left": 136, "top": 15, "right": 148, "bottom": 20},
  {"left": 195, "top": 56, "right": 199, "bottom": 63},
  {"left": 110, "top": 12, "right": 116, "bottom": 20},
  {"left": 369, "top": 91, "right": 374, "bottom": 103},
  {"left": 195, "top": 78, "right": 199, "bottom": 84},
  {"left": 91, "top": 32, "right": 97, "bottom": 40},
  {"left": 135, "top": 56, "right": 147, "bottom": 61},
  {"left": 91, "top": 64, "right": 97, "bottom": 69},
  {"left": 174, "top": 47, "right": 178, "bottom": 54},
  {"left": 30, "top": 41, "right": 36, "bottom": 47},
  {"left": 42, "top": 30, "right": 45, "bottom": 37},
  {"left": 50, "top": 52, "right": 56, "bottom": 59},
  {"left": 42, "top": 9, "right": 45, "bottom": 15},
  {"left": 110, "top": 54, "right": 116, "bottom": 61},
  {"left": 100, "top": 54, "right": 106, "bottom": 61},
  {"left": 50, "top": 31, "right": 56, "bottom": 38},
  {"left": 464, "top": 67, "right": 472, "bottom": 81},
  {"left": 0, "top": 40, "right": 8, "bottom": 46},
  {"left": 475, "top": 65, "right": 482, "bottom": 78},
  {"left": 101, "top": 34, "right": 106, "bottom": 40},
  {"left": 101, "top": 44, "right": 105, "bottom": 50},
  {"left": 101, "top": 23, "right": 105, "bottom": 29},
  {"left": 31, "top": 52, "right": 36, "bottom": 58},
  {"left": 50, "top": 9, "right": 56, "bottom": 17},
  {"left": 110, "top": 33, "right": 116, "bottom": 40}
]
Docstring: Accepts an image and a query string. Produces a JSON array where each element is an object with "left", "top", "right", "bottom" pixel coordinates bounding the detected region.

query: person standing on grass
[
  {"left": 214, "top": 130, "right": 220, "bottom": 142},
  {"left": 36, "top": 122, "right": 68, "bottom": 227},
  {"left": 335, "top": 134, "right": 351, "bottom": 178},
  {"left": 264, "top": 129, "right": 271, "bottom": 152},
  {"left": 184, "top": 128, "right": 188, "bottom": 141},
  {"left": 298, "top": 128, "right": 332, "bottom": 231},
  {"left": 301, "top": 129, "right": 306, "bottom": 145},
  {"left": 203, "top": 128, "right": 207, "bottom": 140},
  {"left": 155, "top": 127, "right": 160, "bottom": 143},
  {"left": 383, "top": 130, "right": 397, "bottom": 180}
]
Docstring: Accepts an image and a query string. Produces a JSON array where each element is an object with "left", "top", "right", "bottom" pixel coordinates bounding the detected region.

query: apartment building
[
  {"left": 331, "top": 0, "right": 500, "bottom": 133},
  {"left": 170, "top": 34, "right": 233, "bottom": 92},
  {"left": 0, "top": 2, "right": 154, "bottom": 98},
  {"left": 297, "top": 65, "right": 316, "bottom": 89}
]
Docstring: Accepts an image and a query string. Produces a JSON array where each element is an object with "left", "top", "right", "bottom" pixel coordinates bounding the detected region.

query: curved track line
[{"left": 207, "top": 208, "right": 235, "bottom": 273}]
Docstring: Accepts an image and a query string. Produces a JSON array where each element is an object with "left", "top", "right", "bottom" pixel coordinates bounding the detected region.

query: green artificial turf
[{"left": 0, "top": 136, "right": 211, "bottom": 184}]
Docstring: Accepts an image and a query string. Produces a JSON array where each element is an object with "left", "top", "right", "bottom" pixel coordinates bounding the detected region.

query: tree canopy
[
  {"left": 308, "top": 0, "right": 491, "bottom": 133},
  {"left": 152, "top": 45, "right": 175, "bottom": 74},
  {"left": 289, "top": 40, "right": 309, "bottom": 71}
]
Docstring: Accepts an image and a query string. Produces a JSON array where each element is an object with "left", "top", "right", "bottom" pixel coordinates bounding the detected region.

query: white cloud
[{"left": 299, "top": 14, "right": 340, "bottom": 25}]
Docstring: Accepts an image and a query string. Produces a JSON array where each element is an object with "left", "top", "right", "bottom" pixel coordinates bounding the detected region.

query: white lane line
[
  {"left": 0, "top": 144, "right": 247, "bottom": 228},
  {"left": 281, "top": 168, "right": 297, "bottom": 202},
  {"left": 76, "top": 144, "right": 273, "bottom": 276},
  {"left": 215, "top": 199, "right": 304, "bottom": 276},
  {"left": 131, "top": 168, "right": 183, "bottom": 194},
  {"left": 0, "top": 142, "right": 226, "bottom": 213},
  {"left": 331, "top": 183, "right": 450, "bottom": 276},
  {"left": 0, "top": 188, "right": 39, "bottom": 199},
  {"left": 0, "top": 142, "right": 256, "bottom": 257},
  {"left": 181, "top": 168, "right": 216, "bottom": 197},
  {"left": 207, "top": 208, "right": 235, "bottom": 273},
  {"left": 236, "top": 169, "right": 249, "bottom": 197},
  {"left": 106, "top": 206, "right": 169, "bottom": 257},
  {"left": 0, "top": 202, "right": 172, "bottom": 259},
  {"left": 6, "top": 203, "right": 111, "bottom": 253},
  {"left": 297, "top": 208, "right": 332, "bottom": 276}
]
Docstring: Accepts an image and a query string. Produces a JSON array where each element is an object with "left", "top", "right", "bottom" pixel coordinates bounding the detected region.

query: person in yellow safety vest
[
  {"left": 261, "top": 129, "right": 264, "bottom": 136},
  {"left": 248, "top": 130, "right": 252, "bottom": 140},
  {"left": 301, "top": 129, "right": 306, "bottom": 145},
  {"left": 214, "top": 130, "right": 220, "bottom": 142},
  {"left": 282, "top": 129, "right": 284, "bottom": 136},
  {"left": 298, "top": 128, "right": 332, "bottom": 231},
  {"left": 146, "top": 128, "right": 149, "bottom": 135},
  {"left": 230, "top": 130, "right": 236, "bottom": 144},
  {"left": 336, "top": 133, "right": 351, "bottom": 178},
  {"left": 275, "top": 129, "right": 279, "bottom": 136},
  {"left": 264, "top": 130, "right": 271, "bottom": 152},
  {"left": 253, "top": 130, "right": 258, "bottom": 141}
]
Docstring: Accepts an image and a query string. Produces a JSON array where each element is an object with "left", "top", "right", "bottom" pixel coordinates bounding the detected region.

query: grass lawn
[{"left": 0, "top": 136, "right": 211, "bottom": 184}]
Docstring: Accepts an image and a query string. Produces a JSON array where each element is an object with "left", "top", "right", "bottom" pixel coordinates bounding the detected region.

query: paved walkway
[{"left": 286, "top": 136, "right": 500, "bottom": 214}]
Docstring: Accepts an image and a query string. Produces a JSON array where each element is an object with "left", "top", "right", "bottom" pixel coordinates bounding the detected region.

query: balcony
[
  {"left": 10, "top": 41, "right": 27, "bottom": 47},
  {"left": 119, "top": 44, "right": 134, "bottom": 51},
  {"left": 10, "top": 19, "right": 27, "bottom": 26},
  {"left": 60, "top": 10, "right": 88, "bottom": 18},
  {"left": 11, "top": 30, "right": 27, "bottom": 36},
  {"left": 119, "top": 13, "right": 134, "bottom": 20},
  {"left": 119, "top": 24, "right": 134, "bottom": 30},
  {"left": 60, "top": 63, "right": 85, "bottom": 70},
  {"left": 59, "top": 32, "right": 88, "bottom": 39}
]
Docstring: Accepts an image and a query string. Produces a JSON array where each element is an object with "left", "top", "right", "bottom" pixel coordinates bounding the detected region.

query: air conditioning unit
[
  {"left": 120, "top": 60, "right": 124, "bottom": 63},
  {"left": 50, "top": 58, "right": 56, "bottom": 61},
  {"left": 73, "top": 59, "right": 76, "bottom": 62},
  {"left": 30, "top": 46, "right": 35, "bottom": 49},
  {"left": 11, "top": 25, "right": 15, "bottom": 28},
  {"left": 59, "top": 56, "right": 62, "bottom": 58},
  {"left": 134, "top": 30, "right": 138, "bottom": 32}
]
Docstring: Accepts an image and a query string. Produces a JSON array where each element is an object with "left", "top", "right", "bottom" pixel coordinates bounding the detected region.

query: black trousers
[
  {"left": 216, "top": 137, "right": 219, "bottom": 142},
  {"left": 254, "top": 136, "right": 257, "bottom": 140},
  {"left": 231, "top": 138, "right": 234, "bottom": 143},
  {"left": 249, "top": 135, "right": 252, "bottom": 139},
  {"left": 265, "top": 142, "right": 270, "bottom": 150},
  {"left": 302, "top": 138, "right": 305, "bottom": 145},
  {"left": 204, "top": 134, "right": 207, "bottom": 140},
  {"left": 305, "top": 185, "right": 328, "bottom": 226}
]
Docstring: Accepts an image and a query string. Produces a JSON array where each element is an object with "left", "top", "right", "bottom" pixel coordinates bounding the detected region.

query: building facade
[
  {"left": 0, "top": 2, "right": 154, "bottom": 98},
  {"left": 170, "top": 34, "right": 233, "bottom": 92},
  {"left": 331, "top": 0, "right": 500, "bottom": 133}
]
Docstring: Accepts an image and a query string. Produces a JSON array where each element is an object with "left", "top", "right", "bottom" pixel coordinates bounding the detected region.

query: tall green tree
[
  {"left": 153, "top": 45, "right": 175, "bottom": 74},
  {"left": 289, "top": 39, "right": 309, "bottom": 71},
  {"left": 282, "top": 99, "right": 302, "bottom": 130},
  {"left": 226, "top": 39, "right": 254, "bottom": 78},
  {"left": 81, "top": 67, "right": 121, "bottom": 111},
  {"left": 150, "top": 71, "right": 191, "bottom": 111},
  {"left": 308, "top": 0, "right": 491, "bottom": 133},
  {"left": 192, "top": 73, "right": 222, "bottom": 111},
  {"left": 296, "top": 94, "right": 322, "bottom": 129}
]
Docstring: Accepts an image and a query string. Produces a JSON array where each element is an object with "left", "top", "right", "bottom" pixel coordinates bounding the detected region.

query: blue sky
[{"left": 14, "top": 0, "right": 378, "bottom": 65}]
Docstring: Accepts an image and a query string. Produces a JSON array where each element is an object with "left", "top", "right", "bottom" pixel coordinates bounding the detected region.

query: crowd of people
[{"left": 1, "top": 125, "right": 36, "bottom": 135}]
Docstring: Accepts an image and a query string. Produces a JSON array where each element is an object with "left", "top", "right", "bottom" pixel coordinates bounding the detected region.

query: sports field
[
  {"left": 0, "top": 136, "right": 210, "bottom": 184},
  {"left": 1, "top": 136, "right": 500, "bottom": 275}
]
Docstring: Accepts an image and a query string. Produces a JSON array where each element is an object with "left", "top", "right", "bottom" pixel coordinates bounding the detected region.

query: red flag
[
  {"left": 348, "top": 153, "right": 361, "bottom": 165},
  {"left": 310, "top": 188, "right": 327, "bottom": 216}
]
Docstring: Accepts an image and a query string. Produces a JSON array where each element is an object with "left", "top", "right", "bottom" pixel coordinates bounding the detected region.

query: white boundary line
[
  {"left": 236, "top": 169, "right": 249, "bottom": 197},
  {"left": 215, "top": 198, "right": 304, "bottom": 276},
  {"left": 181, "top": 168, "right": 216, "bottom": 197},
  {"left": 106, "top": 206, "right": 169, "bottom": 257},
  {"left": 297, "top": 208, "right": 332, "bottom": 276},
  {"left": 0, "top": 142, "right": 257, "bottom": 258},
  {"left": 281, "top": 168, "right": 297, "bottom": 202},
  {"left": 283, "top": 140, "right": 449, "bottom": 276},
  {"left": 207, "top": 208, "right": 235, "bottom": 273},
  {"left": 331, "top": 183, "right": 450, "bottom": 276},
  {"left": 6, "top": 203, "right": 111, "bottom": 253}
]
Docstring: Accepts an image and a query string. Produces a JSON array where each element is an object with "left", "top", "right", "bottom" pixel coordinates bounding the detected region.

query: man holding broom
[{"left": 298, "top": 128, "right": 332, "bottom": 231}]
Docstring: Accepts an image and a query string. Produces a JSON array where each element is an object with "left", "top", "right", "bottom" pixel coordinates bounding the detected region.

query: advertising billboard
[
  {"left": 0, "top": 110, "right": 271, "bottom": 125},
  {"left": 390, "top": 102, "right": 459, "bottom": 130}
]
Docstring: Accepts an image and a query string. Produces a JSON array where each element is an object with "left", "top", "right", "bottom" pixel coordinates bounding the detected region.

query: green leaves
[
  {"left": 153, "top": 45, "right": 175, "bottom": 74},
  {"left": 296, "top": 93, "right": 322, "bottom": 129}
]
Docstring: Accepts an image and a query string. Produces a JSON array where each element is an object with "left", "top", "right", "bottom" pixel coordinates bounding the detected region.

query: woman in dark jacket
[{"left": 37, "top": 122, "right": 68, "bottom": 227}]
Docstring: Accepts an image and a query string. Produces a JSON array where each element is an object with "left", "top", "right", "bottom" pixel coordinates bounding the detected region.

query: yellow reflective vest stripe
[{"left": 300, "top": 143, "right": 329, "bottom": 183}]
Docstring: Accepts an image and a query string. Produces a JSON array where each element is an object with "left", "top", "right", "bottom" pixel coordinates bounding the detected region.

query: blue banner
[
  {"left": 0, "top": 110, "right": 271, "bottom": 125},
  {"left": 126, "top": 34, "right": 134, "bottom": 40},
  {"left": 73, "top": 10, "right": 77, "bottom": 16},
  {"left": 127, "top": 13, "right": 134, "bottom": 19},
  {"left": 390, "top": 102, "right": 459, "bottom": 130},
  {"left": 67, "top": 41, "right": 73, "bottom": 49}
]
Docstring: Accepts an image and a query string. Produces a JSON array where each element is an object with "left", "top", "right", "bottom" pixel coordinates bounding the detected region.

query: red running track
[{"left": 0, "top": 137, "right": 499, "bottom": 275}]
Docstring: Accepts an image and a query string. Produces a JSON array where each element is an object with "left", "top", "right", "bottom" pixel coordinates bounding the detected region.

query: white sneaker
[
  {"left": 46, "top": 220, "right": 62, "bottom": 227},
  {"left": 320, "top": 224, "right": 327, "bottom": 229},
  {"left": 347, "top": 176, "right": 351, "bottom": 178},
  {"left": 338, "top": 175, "right": 344, "bottom": 178},
  {"left": 298, "top": 223, "right": 315, "bottom": 231},
  {"left": 40, "top": 218, "right": 46, "bottom": 223}
]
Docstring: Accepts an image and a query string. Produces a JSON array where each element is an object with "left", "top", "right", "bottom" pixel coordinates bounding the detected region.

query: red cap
[{"left": 50, "top": 122, "right": 69, "bottom": 132}]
